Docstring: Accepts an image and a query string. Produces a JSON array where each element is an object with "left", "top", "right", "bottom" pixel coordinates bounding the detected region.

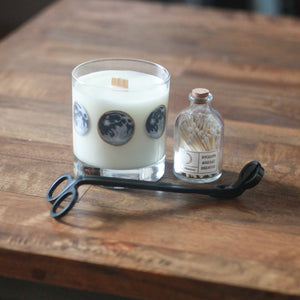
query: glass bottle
[{"left": 173, "top": 88, "right": 224, "bottom": 183}]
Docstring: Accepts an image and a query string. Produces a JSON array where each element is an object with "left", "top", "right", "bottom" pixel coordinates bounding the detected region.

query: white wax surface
[{"left": 72, "top": 70, "right": 169, "bottom": 169}]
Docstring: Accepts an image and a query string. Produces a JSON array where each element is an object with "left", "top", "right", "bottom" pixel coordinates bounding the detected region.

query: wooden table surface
[{"left": 0, "top": 0, "right": 299, "bottom": 299}]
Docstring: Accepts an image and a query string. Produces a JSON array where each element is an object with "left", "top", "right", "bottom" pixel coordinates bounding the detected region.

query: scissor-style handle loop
[
  {"left": 50, "top": 187, "right": 78, "bottom": 218},
  {"left": 46, "top": 173, "right": 74, "bottom": 203},
  {"left": 45, "top": 161, "right": 264, "bottom": 219}
]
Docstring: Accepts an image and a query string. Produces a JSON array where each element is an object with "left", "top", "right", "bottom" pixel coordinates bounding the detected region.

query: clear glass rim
[{"left": 72, "top": 58, "right": 170, "bottom": 91}]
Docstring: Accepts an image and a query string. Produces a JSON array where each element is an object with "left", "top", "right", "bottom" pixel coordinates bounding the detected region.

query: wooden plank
[
  {"left": 0, "top": 192, "right": 299, "bottom": 297},
  {"left": 0, "top": 250, "right": 295, "bottom": 300}
]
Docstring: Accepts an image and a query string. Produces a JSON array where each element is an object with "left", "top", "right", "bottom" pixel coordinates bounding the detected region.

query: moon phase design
[
  {"left": 98, "top": 111, "right": 134, "bottom": 146},
  {"left": 184, "top": 152, "right": 193, "bottom": 165},
  {"left": 145, "top": 105, "right": 166, "bottom": 139},
  {"left": 74, "top": 102, "right": 89, "bottom": 135}
]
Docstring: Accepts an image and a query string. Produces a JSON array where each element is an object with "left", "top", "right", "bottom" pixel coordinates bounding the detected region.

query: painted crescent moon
[{"left": 185, "top": 152, "right": 192, "bottom": 165}]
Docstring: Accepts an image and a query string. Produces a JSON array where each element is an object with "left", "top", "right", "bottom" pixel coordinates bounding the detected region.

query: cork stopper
[{"left": 192, "top": 88, "right": 210, "bottom": 98}]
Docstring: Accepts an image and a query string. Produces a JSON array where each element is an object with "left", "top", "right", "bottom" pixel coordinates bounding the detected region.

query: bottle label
[{"left": 177, "top": 149, "right": 218, "bottom": 175}]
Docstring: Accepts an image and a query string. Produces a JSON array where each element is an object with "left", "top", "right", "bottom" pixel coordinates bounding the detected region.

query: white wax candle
[{"left": 73, "top": 70, "right": 169, "bottom": 169}]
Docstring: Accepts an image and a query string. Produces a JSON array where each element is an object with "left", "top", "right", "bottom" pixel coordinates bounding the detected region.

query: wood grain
[{"left": 0, "top": 0, "right": 299, "bottom": 299}]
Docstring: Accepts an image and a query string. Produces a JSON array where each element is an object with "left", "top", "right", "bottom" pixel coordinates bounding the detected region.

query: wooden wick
[{"left": 111, "top": 77, "right": 128, "bottom": 88}]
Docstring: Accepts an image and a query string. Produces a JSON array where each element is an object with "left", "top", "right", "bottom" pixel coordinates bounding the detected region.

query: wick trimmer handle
[{"left": 46, "top": 161, "right": 264, "bottom": 218}]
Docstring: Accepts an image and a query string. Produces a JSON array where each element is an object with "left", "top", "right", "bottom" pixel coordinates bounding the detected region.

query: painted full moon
[{"left": 98, "top": 111, "right": 134, "bottom": 146}]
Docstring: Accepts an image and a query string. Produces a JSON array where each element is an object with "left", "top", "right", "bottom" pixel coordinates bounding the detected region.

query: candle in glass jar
[{"left": 72, "top": 70, "right": 169, "bottom": 170}]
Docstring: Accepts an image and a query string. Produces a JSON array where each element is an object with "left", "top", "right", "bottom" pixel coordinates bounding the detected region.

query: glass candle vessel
[
  {"left": 72, "top": 58, "right": 170, "bottom": 181},
  {"left": 173, "top": 88, "right": 224, "bottom": 183}
]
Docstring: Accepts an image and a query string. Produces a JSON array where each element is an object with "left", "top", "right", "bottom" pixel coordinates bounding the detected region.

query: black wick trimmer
[{"left": 46, "top": 161, "right": 264, "bottom": 218}]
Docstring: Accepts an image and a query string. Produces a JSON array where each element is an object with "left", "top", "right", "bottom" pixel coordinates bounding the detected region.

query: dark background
[{"left": 0, "top": 0, "right": 299, "bottom": 39}]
